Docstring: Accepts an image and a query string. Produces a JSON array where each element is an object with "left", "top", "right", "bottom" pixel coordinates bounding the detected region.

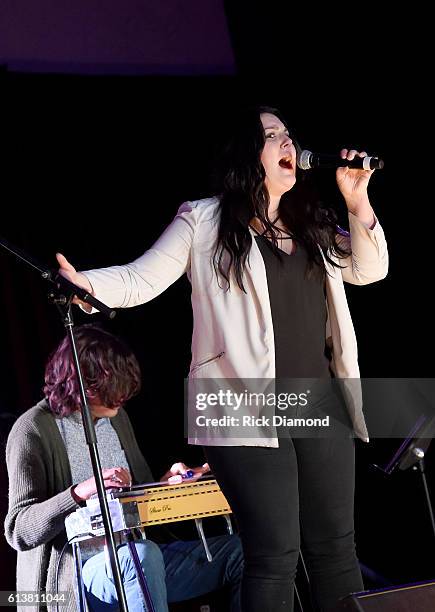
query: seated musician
[{"left": 4, "top": 325, "right": 242, "bottom": 611}]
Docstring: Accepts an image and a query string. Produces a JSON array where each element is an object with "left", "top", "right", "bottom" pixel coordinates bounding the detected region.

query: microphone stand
[{"left": 0, "top": 235, "right": 129, "bottom": 612}]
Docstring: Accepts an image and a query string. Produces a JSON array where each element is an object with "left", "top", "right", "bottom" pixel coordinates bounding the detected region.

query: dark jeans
[{"left": 205, "top": 436, "right": 363, "bottom": 612}]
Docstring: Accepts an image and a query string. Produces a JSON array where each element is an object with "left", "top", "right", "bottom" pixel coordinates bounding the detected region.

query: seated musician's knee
[{"left": 118, "top": 541, "right": 165, "bottom": 579}]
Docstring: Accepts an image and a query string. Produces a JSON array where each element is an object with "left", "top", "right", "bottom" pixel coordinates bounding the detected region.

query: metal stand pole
[
  {"left": 71, "top": 541, "right": 87, "bottom": 612},
  {"left": 59, "top": 306, "right": 129, "bottom": 612},
  {"left": 125, "top": 532, "right": 156, "bottom": 612},
  {"left": 413, "top": 448, "right": 435, "bottom": 540}
]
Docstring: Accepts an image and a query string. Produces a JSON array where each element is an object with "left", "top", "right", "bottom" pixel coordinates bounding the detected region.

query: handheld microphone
[{"left": 297, "top": 149, "right": 384, "bottom": 171}]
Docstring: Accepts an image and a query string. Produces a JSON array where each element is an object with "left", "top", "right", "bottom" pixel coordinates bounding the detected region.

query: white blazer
[{"left": 83, "top": 197, "right": 388, "bottom": 446}]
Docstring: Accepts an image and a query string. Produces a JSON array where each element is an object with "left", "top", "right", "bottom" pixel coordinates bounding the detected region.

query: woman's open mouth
[{"left": 279, "top": 156, "right": 293, "bottom": 170}]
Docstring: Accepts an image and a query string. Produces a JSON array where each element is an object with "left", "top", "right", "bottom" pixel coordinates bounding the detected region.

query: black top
[{"left": 254, "top": 231, "right": 330, "bottom": 379}]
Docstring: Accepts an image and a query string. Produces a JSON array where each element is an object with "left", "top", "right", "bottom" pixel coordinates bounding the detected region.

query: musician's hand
[
  {"left": 72, "top": 467, "right": 132, "bottom": 502},
  {"left": 56, "top": 252, "right": 94, "bottom": 312},
  {"left": 160, "top": 462, "right": 210, "bottom": 484}
]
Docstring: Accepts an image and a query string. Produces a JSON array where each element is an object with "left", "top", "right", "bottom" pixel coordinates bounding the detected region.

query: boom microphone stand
[{"left": 0, "top": 235, "right": 129, "bottom": 612}]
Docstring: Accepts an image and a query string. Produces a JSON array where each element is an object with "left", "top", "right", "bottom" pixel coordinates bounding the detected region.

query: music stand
[{"left": 372, "top": 414, "right": 435, "bottom": 539}]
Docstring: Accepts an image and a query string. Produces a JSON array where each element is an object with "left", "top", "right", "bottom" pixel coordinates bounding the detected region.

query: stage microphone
[{"left": 297, "top": 149, "right": 384, "bottom": 171}]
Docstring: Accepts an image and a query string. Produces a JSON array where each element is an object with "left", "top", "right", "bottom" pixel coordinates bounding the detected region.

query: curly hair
[
  {"left": 43, "top": 325, "right": 141, "bottom": 417},
  {"left": 212, "top": 105, "right": 351, "bottom": 292}
]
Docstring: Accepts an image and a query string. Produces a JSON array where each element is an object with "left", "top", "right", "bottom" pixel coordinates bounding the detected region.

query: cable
[{"left": 55, "top": 534, "right": 94, "bottom": 612}]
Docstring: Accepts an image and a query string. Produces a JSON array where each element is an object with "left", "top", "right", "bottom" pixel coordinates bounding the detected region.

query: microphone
[{"left": 297, "top": 149, "right": 384, "bottom": 171}]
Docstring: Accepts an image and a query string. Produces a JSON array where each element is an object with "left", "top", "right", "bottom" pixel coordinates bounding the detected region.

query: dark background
[{"left": 1, "top": 0, "right": 433, "bottom": 604}]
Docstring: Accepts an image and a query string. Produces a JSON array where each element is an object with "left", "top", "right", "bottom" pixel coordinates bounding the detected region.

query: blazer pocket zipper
[{"left": 190, "top": 351, "right": 225, "bottom": 375}]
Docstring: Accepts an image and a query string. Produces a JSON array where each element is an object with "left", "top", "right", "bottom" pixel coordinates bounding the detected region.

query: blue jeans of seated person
[{"left": 82, "top": 535, "right": 243, "bottom": 612}]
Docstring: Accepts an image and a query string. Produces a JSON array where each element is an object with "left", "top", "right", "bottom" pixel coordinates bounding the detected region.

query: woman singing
[{"left": 57, "top": 106, "right": 388, "bottom": 611}]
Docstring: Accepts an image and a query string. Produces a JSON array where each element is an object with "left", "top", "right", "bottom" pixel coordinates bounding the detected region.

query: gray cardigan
[{"left": 4, "top": 399, "right": 154, "bottom": 611}]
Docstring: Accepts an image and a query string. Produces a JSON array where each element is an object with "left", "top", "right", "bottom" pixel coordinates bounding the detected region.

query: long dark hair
[
  {"left": 212, "top": 105, "right": 350, "bottom": 292},
  {"left": 44, "top": 325, "right": 141, "bottom": 417}
]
